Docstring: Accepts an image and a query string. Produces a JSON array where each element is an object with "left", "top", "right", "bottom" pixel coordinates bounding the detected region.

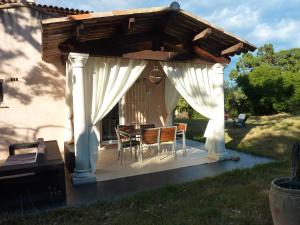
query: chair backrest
[
  {"left": 140, "top": 124, "right": 155, "bottom": 130},
  {"left": 141, "top": 128, "right": 160, "bottom": 145},
  {"left": 238, "top": 113, "right": 246, "bottom": 120},
  {"left": 175, "top": 123, "right": 187, "bottom": 133},
  {"left": 115, "top": 128, "right": 122, "bottom": 143},
  {"left": 160, "top": 126, "right": 177, "bottom": 143},
  {"left": 115, "top": 128, "right": 129, "bottom": 143},
  {"left": 118, "top": 125, "right": 135, "bottom": 133}
]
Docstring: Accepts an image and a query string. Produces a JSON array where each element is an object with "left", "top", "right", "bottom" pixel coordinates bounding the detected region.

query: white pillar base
[
  {"left": 209, "top": 150, "right": 231, "bottom": 161},
  {"left": 72, "top": 169, "right": 96, "bottom": 185}
]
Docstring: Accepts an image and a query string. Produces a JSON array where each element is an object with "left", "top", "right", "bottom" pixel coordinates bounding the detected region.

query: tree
[
  {"left": 225, "top": 81, "right": 248, "bottom": 117},
  {"left": 230, "top": 44, "right": 300, "bottom": 115}
]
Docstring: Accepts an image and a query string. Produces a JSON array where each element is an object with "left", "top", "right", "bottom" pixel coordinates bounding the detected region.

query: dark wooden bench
[{"left": 0, "top": 139, "right": 66, "bottom": 210}]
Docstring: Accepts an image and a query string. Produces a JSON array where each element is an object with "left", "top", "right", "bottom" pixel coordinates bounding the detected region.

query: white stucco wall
[{"left": 0, "top": 6, "right": 67, "bottom": 159}]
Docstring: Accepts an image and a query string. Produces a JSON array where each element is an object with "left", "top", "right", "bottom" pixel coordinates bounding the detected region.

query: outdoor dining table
[{"left": 120, "top": 129, "right": 141, "bottom": 139}]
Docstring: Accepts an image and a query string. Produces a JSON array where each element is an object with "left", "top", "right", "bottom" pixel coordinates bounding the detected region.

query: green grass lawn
[
  {"left": 1, "top": 113, "right": 299, "bottom": 225},
  {"left": 177, "top": 113, "right": 300, "bottom": 160}
]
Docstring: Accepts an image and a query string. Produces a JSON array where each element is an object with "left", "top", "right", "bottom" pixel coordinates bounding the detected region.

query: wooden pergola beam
[
  {"left": 193, "top": 45, "right": 230, "bottom": 64},
  {"left": 221, "top": 42, "right": 243, "bottom": 56},
  {"left": 193, "top": 28, "right": 212, "bottom": 42},
  {"left": 167, "top": 43, "right": 230, "bottom": 64}
]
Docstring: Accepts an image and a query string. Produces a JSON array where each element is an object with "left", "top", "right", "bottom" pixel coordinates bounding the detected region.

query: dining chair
[
  {"left": 160, "top": 126, "right": 177, "bottom": 158},
  {"left": 139, "top": 128, "right": 160, "bottom": 163},
  {"left": 140, "top": 124, "right": 155, "bottom": 130},
  {"left": 117, "top": 125, "right": 135, "bottom": 133},
  {"left": 115, "top": 128, "right": 140, "bottom": 164},
  {"left": 174, "top": 123, "right": 187, "bottom": 155},
  {"left": 117, "top": 125, "right": 137, "bottom": 158}
]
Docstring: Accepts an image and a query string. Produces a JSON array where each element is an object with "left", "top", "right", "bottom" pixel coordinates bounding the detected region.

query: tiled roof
[
  {"left": 0, "top": 0, "right": 20, "bottom": 5},
  {"left": 0, "top": 0, "right": 90, "bottom": 16}
]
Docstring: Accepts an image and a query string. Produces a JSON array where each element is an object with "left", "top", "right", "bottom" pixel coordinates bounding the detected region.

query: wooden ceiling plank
[
  {"left": 221, "top": 42, "right": 244, "bottom": 56},
  {"left": 193, "top": 28, "right": 212, "bottom": 42}
]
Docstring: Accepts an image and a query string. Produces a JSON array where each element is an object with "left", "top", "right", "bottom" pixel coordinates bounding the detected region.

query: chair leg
[
  {"left": 130, "top": 142, "right": 132, "bottom": 159},
  {"left": 140, "top": 145, "right": 143, "bottom": 163},
  {"left": 173, "top": 142, "right": 177, "bottom": 158},
  {"left": 183, "top": 133, "right": 186, "bottom": 156},
  {"left": 117, "top": 145, "right": 121, "bottom": 160},
  {"left": 158, "top": 144, "right": 160, "bottom": 159},
  {"left": 138, "top": 145, "right": 141, "bottom": 163},
  {"left": 141, "top": 147, "right": 143, "bottom": 163},
  {"left": 120, "top": 147, "right": 123, "bottom": 165}
]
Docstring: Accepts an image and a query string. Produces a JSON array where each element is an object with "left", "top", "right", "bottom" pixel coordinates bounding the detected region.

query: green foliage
[
  {"left": 176, "top": 97, "right": 194, "bottom": 119},
  {"left": 176, "top": 97, "right": 206, "bottom": 119},
  {"left": 231, "top": 44, "right": 300, "bottom": 115},
  {"left": 225, "top": 83, "right": 248, "bottom": 117}
]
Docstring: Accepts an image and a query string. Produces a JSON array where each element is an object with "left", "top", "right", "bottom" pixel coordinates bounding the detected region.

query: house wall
[
  {"left": 0, "top": 6, "right": 67, "bottom": 159},
  {"left": 123, "top": 61, "right": 168, "bottom": 127}
]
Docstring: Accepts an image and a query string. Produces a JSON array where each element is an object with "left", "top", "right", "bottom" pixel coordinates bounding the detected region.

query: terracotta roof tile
[
  {"left": 0, "top": 0, "right": 90, "bottom": 16},
  {"left": 30, "top": 2, "right": 90, "bottom": 16},
  {"left": 0, "top": 0, "right": 19, "bottom": 5}
]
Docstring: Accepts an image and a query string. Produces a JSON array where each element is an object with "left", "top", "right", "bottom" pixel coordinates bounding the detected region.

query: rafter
[
  {"left": 193, "top": 45, "right": 230, "bottom": 64},
  {"left": 74, "top": 22, "right": 85, "bottom": 37},
  {"left": 128, "top": 17, "right": 135, "bottom": 30},
  {"left": 193, "top": 28, "right": 212, "bottom": 42},
  {"left": 221, "top": 42, "right": 244, "bottom": 56}
]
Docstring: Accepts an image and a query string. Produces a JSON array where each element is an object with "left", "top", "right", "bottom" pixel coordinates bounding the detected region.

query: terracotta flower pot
[{"left": 269, "top": 177, "right": 300, "bottom": 225}]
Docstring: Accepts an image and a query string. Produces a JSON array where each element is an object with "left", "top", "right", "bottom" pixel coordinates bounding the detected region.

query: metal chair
[
  {"left": 160, "top": 126, "right": 177, "bottom": 158},
  {"left": 117, "top": 125, "right": 137, "bottom": 158},
  {"left": 139, "top": 128, "right": 160, "bottom": 163},
  {"left": 174, "top": 123, "right": 187, "bottom": 155},
  {"left": 233, "top": 113, "right": 248, "bottom": 127},
  {"left": 115, "top": 128, "right": 140, "bottom": 164}
]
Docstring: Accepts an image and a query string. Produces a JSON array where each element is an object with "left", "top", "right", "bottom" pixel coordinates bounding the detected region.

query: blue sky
[{"left": 37, "top": 0, "right": 300, "bottom": 78}]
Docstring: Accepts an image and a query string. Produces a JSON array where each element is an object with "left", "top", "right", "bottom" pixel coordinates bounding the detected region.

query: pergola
[{"left": 41, "top": 2, "right": 256, "bottom": 185}]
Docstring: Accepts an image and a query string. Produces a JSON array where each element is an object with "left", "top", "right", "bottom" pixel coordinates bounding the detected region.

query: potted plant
[{"left": 269, "top": 142, "right": 300, "bottom": 225}]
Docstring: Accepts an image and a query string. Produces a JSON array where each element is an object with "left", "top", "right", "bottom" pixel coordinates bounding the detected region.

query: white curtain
[
  {"left": 164, "top": 77, "right": 180, "bottom": 126},
  {"left": 160, "top": 62, "right": 225, "bottom": 156},
  {"left": 84, "top": 57, "right": 148, "bottom": 171}
]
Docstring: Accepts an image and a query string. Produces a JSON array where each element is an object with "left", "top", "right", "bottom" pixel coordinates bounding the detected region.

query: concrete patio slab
[
  {"left": 96, "top": 140, "right": 216, "bottom": 181},
  {"left": 67, "top": 141, "right": 274, "bottom": 205}
]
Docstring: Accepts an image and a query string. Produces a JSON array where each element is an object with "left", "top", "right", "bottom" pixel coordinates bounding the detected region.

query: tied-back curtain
[
  {"left": 160, "top": 62, "right": 225, "bottom": 155},
  {"left": 84, "top": 57, "right": 148, "bottom": 171},
  {"left": 165, "top": 77, "right": 180, "bottom": 126}
]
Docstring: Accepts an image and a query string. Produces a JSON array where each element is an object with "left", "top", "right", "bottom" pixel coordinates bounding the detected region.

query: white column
[
  {"left": 68, "top": 52, "right": 96, "bottom": 185},
  {"left": 210, "top": 63, "right": 228, "bottom": 160}
]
